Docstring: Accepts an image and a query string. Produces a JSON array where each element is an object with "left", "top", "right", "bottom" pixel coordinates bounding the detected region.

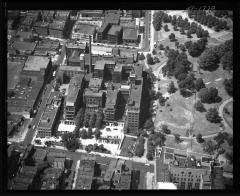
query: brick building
[
  {"left": 49, "top": 20, "right": 66, "bottom": 39},
  {"left": 71, "top": 23, "right": 96, "bottom": 43},
  {"left": 64, "top": 74, "right": 85, "bottom": 121},
  {"left": 104, "top": 90, "right": 119, "bottom": 122},
  {"left": 107, "top": 25, "right": 123, "bottom": 44}
]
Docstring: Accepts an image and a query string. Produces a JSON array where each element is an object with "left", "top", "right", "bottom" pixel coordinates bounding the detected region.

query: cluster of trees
[
  {"left": 213, "top": 10, "right": 232, "bottom": 19},
  {"left": 146, "top": 132, "right": 166, "bottom": 160},
  {"left": 167, "top": 81, "right": 177, "bottom": 94},
  {"left": 178, "top": 73, "right": 196, "bottom": 97},
  {"left": 205, "top": 107, "right": 222, "bottom": 123},
  {"left": 152, "top": 11, "right": 210, "bottom": 38},
  {"left": 198, "top": 39, "right": 232, "bottom": 72},
  {"left": 147, "top": 54, "right": 155, "bottom": 65},
  {"left": 78, "top": 110, "right": 104, "bottom": 129},
  {"left": 85, "top": 143, "right": 111, "bottom": 154},
  {"left": 143, "top": 119, "right": 155, "bottom": 134},
  {"left": 169, "top": 33, "right": 176, "bottom": 42},
  {"left": 185, "top": 38, "right": 208, "bottom": 57},
  {"left": 62, "top": 132, "right": 81, "bottom": 151},
  {"left": 188, "top": 10, "right": 229, "bottom": 31},
  {"left": 198, "top": 87, "right": 221, "bottom": 104},
  {"left": 223, "top": 78, "right": 232, "bottom": 97},
  {"left": 202, "top": 139, "right": 216, "bottom": 155},
  {"left": 134, "top": 135, "right": 145, "bottom": 157},
  {"left": 162, "top": 49, "right": 192, "bottom": 79}
]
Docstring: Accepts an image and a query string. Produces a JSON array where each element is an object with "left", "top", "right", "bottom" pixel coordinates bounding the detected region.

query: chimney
[{"left": 89, "top": 35, "right": 92, "bottom": 73}]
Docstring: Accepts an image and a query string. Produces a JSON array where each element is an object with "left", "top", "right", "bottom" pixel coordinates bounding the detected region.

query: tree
[
  {"left": 161, "top": 124, "right": 171, "bottom": 134},
  {"left": 94, "top": 128, "right": 102, "bottom": 139},
  {"left": 144, "top": 119, "right": 154, "bottom": 129},
  {"left": 195, "top": 78, "right": 205, "bottom": 91},
  {"left": 221, "top": 51, "right": 232, "bottom": 71},
  {"left": 169, "top": 33, "right": 175, "bottom": 41},
  {"left": 138, "top": 53, "right": 145, "bottom": 60},
  {"left": 179, "top": 44, "right": 186, "bottom": 52},
  {"left": 87, "top": 127, "right": 93, "bottom": 138},
  {"left": 62, "top": 132, "right": 80, "bottom": 151},
  {"left": 147, "top": 54, "right": 154, "bottom": 65},
  {"left": 180, "top": 27, "right": 185, "bottom": 34},
  {"left": 163, "top": 24, "right": 169, "bottom": 32},
  {"left": 202, "top": 140, "right": 216, "bottom": 155},
  {"left": 80, "top": 129, "right": 88, "bottom": 139},
  {"left": 227, "top": 136, "right": 233, "bottom": 146},
  {"left": 206, "top": 108, "right": 222, "bottom": 123},
  {"left": 188, "top": 42, "right": 201, "bottom": 57},
  {"left": 198, "top": 49, "right": 219, "bottom": 71},
  {"left": 159, "top": 44, "right": 164, "bottom": 50},
  {"left": 214, "top": 132, "right": 229, "bottom": 147},
  {"left": 152, "top": 49, "right": 156, "bottom": 55},
  {"left": 224, "top": 151, "right": 233, "bottom": 164},
  {"left": 194, "top": 100, "right": 206, "bottom": 112},
  {"left": 198, "top": 87, "right": 220, "bottom": 103},
  {"left": 223, "top": 78, "right": 232, "bottom": 97},
  {"left": 196, "top": 134, "right": 204, "bottom": 143},
  {"left": 146, "top": 152, "right": 153, "bottom": 161},
  {"left": 167, "top": 81, "right": 177, "bottom": 94},
  {"left": 175, "top": 41, "right": 179, "bottom": 48},
  {"left": 174, "top": 134, "right": 183, "bottom": 144}
]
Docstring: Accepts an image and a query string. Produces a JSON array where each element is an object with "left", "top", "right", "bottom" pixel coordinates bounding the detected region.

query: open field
[
  {"left": 120, "top": 136, "right": 136, "bottom": 157},
  {"left": 165, "top": 135, "right": 205, "bottom": 154},
  {"left": 223, "top": 100, "right": 233, "bottom": 129}
]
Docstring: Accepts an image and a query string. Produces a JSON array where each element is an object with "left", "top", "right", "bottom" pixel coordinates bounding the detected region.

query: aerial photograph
[{"left": 6, "top": 9, "right": 233, "bottom": 190}]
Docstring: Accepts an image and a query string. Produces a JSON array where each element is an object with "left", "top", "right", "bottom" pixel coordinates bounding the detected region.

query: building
[
  {"left": 105, "top": 11, "right": 121, "bottom": 25},
  {"left": 65, "top": 42, "right": 86, "bottom": 67},
  {"left": 75, "top": 156, "right": 95, "bottom": 190},
  {"left": 104, "top": 90, "right": 119, "bottom": 122},
  {"left": 49, "top": 19, "right": 66, "bottom": 39},
  {"left": 40, "top": 10, "right": 55, "bottom": 22},
  {"left": 21, "top": 56, "right": 51, "bottom": 82},
  {"left": 37, "top": 91, "right": 62, "bottom": 137},
  {"left": 71, "top": 23, "right": 96, "bottom": 43},
  {"left": 33, "top": 21, "right": 49, "bottom": 36},
  {"left": 54, "top": 11, "right": 70, "bottom": 20},
  {"left": 53, "top": 157, "right": 66, "bottom": 170},
  {"left": 113, "top": 64, "right": 122, "bottom": 83},
  {"left": 80, "top": 10, "right": 104, "bottom": 18},
  {"left": 35, "top": 38, "right": 60, "bottom": 57},
  {"left": 19, "top": 14, "right": 39, "bottom": 31},
  {"left": 122, "top": 28, "right": 138, "bottom": 45},
  {"left": 88, "top": 78, "right": 103, "bottom": 91},
  {"left": 125, "top": 67, "right": 143, "bottom": 134},
  {"left": 7, "top": 78, "right": 44, "bottom": 118},
  {"left": 58, "top": 65, "right": 86, "bottom": 84},
  {"left": 211, "top": 166, "right": 225, "bottom": 189},
  {"left": 32, "top": 148, "right": 47, "bottom": 163},
  {"left": 15, "top": 30, "right": 34, "bottom": 42},
  {"left": 64, "top": 74, "right": 85, "bottom": 121},
  {"left": 104, "top": 159, "right": 118, "bottom": 184},
  {"left": 7, "top": 114, "right": 25, "bottom": 136},
  {"left": 83, "top": 89, "right": 104, "bottom": 112},
  {"left": 12, "top": 40, "right": 36, "bottom": 56},
  {"left": 97, "top": 22, "right": 111, "bottom": 42},
  {"left": 41, "top": 168, "right": 63, "bottom": 190},
  {"left": 93, "top": 60, "right": 105, "bottom": 79},
  {"left": 12, "top": 166, "right": 38, "bottom": 190},
  {"left": 107, "top": 25, "right": 122, "bottom": 44}
]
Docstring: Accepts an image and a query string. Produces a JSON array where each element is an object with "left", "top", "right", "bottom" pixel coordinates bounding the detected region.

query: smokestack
[{"left": 89, "top": 35, "right": 92, "bottom": 73}]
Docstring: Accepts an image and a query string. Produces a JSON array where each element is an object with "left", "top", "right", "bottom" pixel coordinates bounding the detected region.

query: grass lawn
[
  {"left": 119, "top": 136, "right": 137, "bottom": 157},
  {"left": 223, "top": 101, "right": 233, "bottom": 129},
  {"left": 165, "top": 135, "right": 205, "bottom": 154}
]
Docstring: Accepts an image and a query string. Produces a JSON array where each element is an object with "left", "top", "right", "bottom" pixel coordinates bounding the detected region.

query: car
[{"left": 32, "top": 125, "right": 36, "bottom": 129}]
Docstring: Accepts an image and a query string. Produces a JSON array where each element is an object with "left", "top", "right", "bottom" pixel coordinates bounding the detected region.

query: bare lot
[{"left": 120, "top": 136, "right": 137, "bottom": 157}]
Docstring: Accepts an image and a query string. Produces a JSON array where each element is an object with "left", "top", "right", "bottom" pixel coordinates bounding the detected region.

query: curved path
[{"left": 218, "top": 98, "right": 233, "bottom": 132}]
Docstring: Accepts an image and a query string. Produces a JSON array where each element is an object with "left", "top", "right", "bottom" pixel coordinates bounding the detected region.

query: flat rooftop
[
  {"left": 84, "top": 89, "right": 103, "bottom": 97},
  {"left": 123, "top": 28, "right": 138, "bottom": 40},
  {"left": 38, "top": 107, "right": 58, "bottom": 129},
  {"left": 114, "top": 64, "right": 122, "bottom": 72},
  {"left": 73, "top": 23, "right": 96, "bottom": 35},
  {"left": 106, "top": 90, "right": 118, "bottom": 107},
  {"left": 66, "top": 42, "right": 86, "bottom": 50},
  {"left": 127, "top": 78, "right": 143, "bottom": 109},
  {"left": 89, "top": 78, "right": 102, "bottom": 88},
  {"left": 24, "top": 56, "right": 50, "bottom": 71},
  {"left": 107, "top": 25, "right": 122, "bottom": 36},
  {"left": 59, "top": 65, "right": 82, "bottom": 72},
  {"left": 49, "top": 19, "right": 66, "bottom": 30},
  {"left": 105, "top": 12, "right": 120, "bottom": 24},
  {"left": 8, "top": 59, "right": 25, "bottom": 90},
  {"left": 33, "top": 149, "right": 47, "bottom": 161},
  {"left": 13, "top": 41, "right": 36, "bottom": 52}
]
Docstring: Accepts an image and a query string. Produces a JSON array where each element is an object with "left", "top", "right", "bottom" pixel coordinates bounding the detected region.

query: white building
[{"left": 71, "top": 22, "right": 96, "bottom": 43}]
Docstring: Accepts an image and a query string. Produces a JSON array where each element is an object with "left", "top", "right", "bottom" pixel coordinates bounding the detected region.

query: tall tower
[{"left": 89, "top": 35, "right": 92, "bottom": 73}]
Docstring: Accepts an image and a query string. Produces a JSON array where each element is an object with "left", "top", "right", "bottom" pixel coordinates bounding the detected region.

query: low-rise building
[
  {"left": 7, "top": 114, "right": 25, "bottom": 136},
  {"left": 80, "top": 10, "right": 104, "bottom": 18},
  {"left": 83, "top": 89, "right": 104, "bottom": 112},
  {"left": 32, "top": 148, "right": 47, "bottom": 163},
  {"left": 71, "top": 23, "right": 96, "bottom": 43},
  {"left": 88, "top": 78, "right": 103, "bottom": 91},
  {"left": 107, "top": 25, "right": 122, "bottom": 44},
  {"left": 41, "top": 168, "right": 63, "bottom": 190},
  {"left": 122, "top": 28, "right": 138, "bottom": 45},
  {"left": 33, "top": 21, "right": 49, "bottom": 36},
  {"left": 49, "top": 19, "right": 66, "bottom": 39},
  {"left": 12, "top": 40, "right": 36, "bottom": 56},
  {"left": 34, "top": 38, "right": 60, "bottom": 56},
  {"left": 21, "top": 55, "right": 51, "bottom": 82},
  {"left": 37, "top": 91, "right": 62, "bottom": 137}
]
